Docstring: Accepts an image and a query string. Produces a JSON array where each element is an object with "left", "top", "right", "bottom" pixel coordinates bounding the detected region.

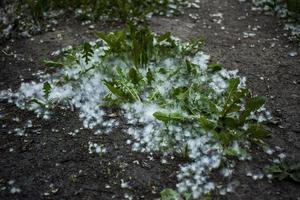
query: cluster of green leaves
[
  {"left": 1, "top": 0, "right": 187, "bottom": 41},
  {"left": 286, "top": 0, "right": 300, "bottom": 13},
  {"left": 265, "top": 161, "right": 300, "bottom": 183},
  {"left": 34, "top": 42, "right": 98, "bottom": 108},
  {"left": 103, "top": 67, "right": 142, "bottom": 105},
  {"left": 93, "top": 26, "right": 270, "bottom": 160},
  {"left": 29, "top": 24, "right": 273, "bottom": 198},
  {"left": 161, "top": 188, "right": 190, "bottom": 200},
  {"left": 214, "top": 79, "right": 270, "bottom": 145},
  {"left": 48, "top": 25, "right": 265, "bottom": 153},
  {"left": 43, "top": 25, "right": 269, "bottom": 157},
  {"left": 19, "top": 0, "right": 186, "bottom": 22},
  {"left": 253, "top": 0, "right": 300, "bottom": 13},
  {"left": 31, "top": 81, "right": 53, "bottom": 108},
  {"left": 97, "top": 25, "right": 184, "bottom": 68},
  {"left": 251, "top": 0, "right": 300, "bottom": 42},
  {"left": 252, "top": 0, "right": 300, "bottom": 17},
  {"left": 160, "top": 188, "right": 212, "bottom": 200},
  {"left": 152, "top": 69, "right": 270, "bottom": 152},
  {"left": 96, "top": 25, "right": 202, "bottom": 106}
]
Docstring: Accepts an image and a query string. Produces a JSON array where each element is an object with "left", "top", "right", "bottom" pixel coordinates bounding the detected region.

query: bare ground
[{"left": 0, "top": 0, "right": 300, "bottom": 199}]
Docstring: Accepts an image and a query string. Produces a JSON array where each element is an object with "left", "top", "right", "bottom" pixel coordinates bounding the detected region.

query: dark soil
[{"left": 1, "top": 0, "right": 300, "bottom": 199}]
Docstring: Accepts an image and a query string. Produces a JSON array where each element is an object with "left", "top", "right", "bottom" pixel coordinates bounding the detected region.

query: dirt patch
[
  {"left": 1, "top": 0, "right": 300, "bottom": 199},
  {"left": 152, "top": 0, "right": 300, "bottom": 199},
  {"left": 0, "top": 103, "right": 181, "bottom": 200}
]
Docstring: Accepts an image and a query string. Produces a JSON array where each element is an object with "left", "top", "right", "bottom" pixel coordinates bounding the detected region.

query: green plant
[
  {"left": 161, "top": 188, "right": 192, "bottom": 200},
  {"left": 31, "top": 81, "right": 52, "bottom": 109},
  {"left": 1, "top": 0, "right": 187, "bottom": 41},
  {"left": 265, "top": 161, "right": 300, "bottom": 182},
  {"left": 20, "top": 0, "right": 186, "bottom": 22},
  {"left": 82, "top": 42, "right": 93, "bottom": 64},
  {"left": 161, "top": 188, "right": 213, "bottom": 200},
  {"left": 286, "top": 0, "right": 300, "bottom": 13},
  {"left": 161, "top": 188, "right": 180, "bottom": 200},
  {"left": 8, "top": 25, "right": 272, "bottom": 199}
]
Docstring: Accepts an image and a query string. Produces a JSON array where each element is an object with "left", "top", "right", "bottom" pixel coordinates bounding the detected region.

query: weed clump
[
  {"left": 251, "top": 0, "right": 300, "bottom": 39},
  {"left": 0, "top": 26, "right": 274, "bottom": 199},
  {"left": 0, "top": 0, "right": 187, "bottom": 41}
]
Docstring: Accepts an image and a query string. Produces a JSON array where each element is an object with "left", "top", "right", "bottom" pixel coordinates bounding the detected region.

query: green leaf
[
  {"left": 157, "top": 32, "right": 172, "bottom": 43},
  {"left": 223, "top": 117, "right": 240, "bottom": 129},
  {"left": 183, "top": 192, "right": 192, "bottom": 200},
  {"left": 207, "top": 63, "right": 222, "bottom": 73},
  {"left": 42, "top": 60, "right": 64, "bottom": 67},
  {"left": 278, "top": 172, "right": 289, "bottom": 181},
  {"left": 98, "top": 31, "right": 126, "bottom": 53},
  {"left": 199, "top": 116, "right": 216, "bottom": 131},
  {"left": 290, "top": 163, "right": 300, "bottom": 182},
  {"left": 65, "top": 53, "right": 80, "bottom": 64},
  {"left": 286, "top": 0, "right": 300, "bottom": 12},
  {"left": 31, "top": 98, "right": 46, "bottom": 108},
  {"left": 172, "top": 87, "right": 188, "bottom": 100},
  {"left": 82, "top": 42, "right": 93, "bottom": 64},
  {"left": 158, "top": 68, "right": 168, "bottom": 74},
  {"left": 104, "top": 74, "right": 140, "bottom": 102},
  {"left": 290, "top": 172, "right": 300, "bottom": 182},
  {"left": 182, "top": 144, "right": 189, "bottom": 160},
  {"left": 129, "top": 26, "right": 154, "bottom": 68},
  {"left": 225, "top": 104, "right": 241, "bottom": 114},
  {"left": 182, "top": 37, "right": 204, "bottom": 56},
  {"left": 116, "top": 66, "right": 126, "bottom": 79},
  {"left": 225, "top": 148, "right": 238, "bottom": 157},
  {"left": 43, "top": 81, "right": 52, "bottom": 99},
  {"left": 103, "top": 80, "right": 127, "bottom": 99},
  {"left": 213, "top": 131, "right": 234, "bottom": 147},
  {"left": 156, "top": 32, "right": 177, "bottom": 55},
  {"left": 201, "top": 193, "right": 212, "bottom": 200},
  {"left": 97, "top": 32, "right": 108, "bottom": 43},
  {"left": 247, "top": 96, "right": 266, "bottom": 110},
  {"left": 226, "top": 78, "right": 240, "bottom": 96},
  {"left": 153, "top": 112, "right": 185, "bottom": 122},
  {"left": 240, "top": 96, "right": 266, "bottom": 123},
  {"left": 128, "top": 68, "right": 141, "bottom": 85},
  {"left": 264, "top": 165, "right": 282, "bottom": 174},
  {"left": 146, "top": 69, "right": 154, "bottom": 84},
  {"left": 185, "top": 59, "right": 198, "bottom": 74},
  {"left": 222, "top": 78, "right": 240, "bottom": 116},
  {"left": 266, "top": 162, "right": 300, "bottom": 183},
  {"left": 247, "top": 124, "right": 271, "bottom": 139},
  {"left": 160, "top": 188, "right": 179, "bottom": 200}
]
